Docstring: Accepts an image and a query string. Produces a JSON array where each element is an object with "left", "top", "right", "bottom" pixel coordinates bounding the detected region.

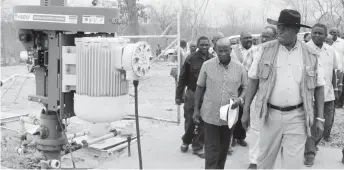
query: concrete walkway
[{"left": 98, "top": 119, "right": 344, "bottom": 169}]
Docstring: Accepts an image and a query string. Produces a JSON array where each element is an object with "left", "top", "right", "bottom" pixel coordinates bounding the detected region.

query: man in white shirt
[
  {"left": 230, "top": 31, "right": 253, "bottom": 148},
  {"left": 329, "top": 27, "right": 344, "bottom": 108},
  {"left": 304, "top": 23, "right": 341, "bottom": 167},
  {"left": 242, "top": 9, "right": 325, "bottom": 169}
]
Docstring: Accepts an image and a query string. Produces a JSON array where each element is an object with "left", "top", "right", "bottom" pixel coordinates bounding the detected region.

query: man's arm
[
  {"left": 194, "top": 85, "right": 206, "bottom": 111},
  {"left": 193, "top": 64, "right": 207, "bottom": 122},
  {"left": 239, "top": 69, "right": 249, "bottom": 100},
  {"left": 175, "top": 60, "right": 189, "bottom": 101},
  {"left": 314, "top": 86, "right": 325, "bottom": 119},
  {"left": 335, "top": 50, "right": 344, "bottom": 90},
  {"left": 315, "top": 59, "right": 325, "bottom": 119}
]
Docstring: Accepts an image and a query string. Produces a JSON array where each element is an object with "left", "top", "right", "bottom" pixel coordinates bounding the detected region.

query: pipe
[
  {"left": 107, "top": 138, "right": 138, "bottom": 156},
  {"left": 0, "top": 114, "right": 29, "bottom": 124},
  {"left": 0, "top": 74, "right": 34, "bottom": 87},
  {"left": 62, "top": 131, "right": 118, "bottom": 155},
  {"left": 19, "top": 116, "right": 40, "bottom": 125},
  {"left": 82, "top": 132, "right": 117, "bottom": 147},
  {"left": 40, "top": 160, "right": 61, "bottom": 169},
  {"left": 176, "top": 12, "right": 181, "bottom": 125},
  {"left": 1, "top": 126, "right": 21, "bottom": 133},
  {"left": 118, "top": 35, "right": 177, "bottom": 39},
  {"left": 127, "top": 114, "right": 178, "bottom": 124},
  {"left": 67, "top": 131, "right": 89, "bottom": 140}
]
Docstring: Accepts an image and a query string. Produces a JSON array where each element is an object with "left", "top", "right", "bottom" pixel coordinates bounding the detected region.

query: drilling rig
[{"left": 12, "top": 0, "right": 152, "bottom": 168}]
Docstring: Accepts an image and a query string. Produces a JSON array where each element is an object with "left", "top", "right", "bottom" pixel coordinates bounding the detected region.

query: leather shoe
[
  {"left": 304, "top": 154, "right": 315, "bottom": 167},
  {"left": 237, "top": 139, "right": 248, "bottom": 147},
  {"left": 180, "top": 143, "right": 188, "bottom": 152},
  {"left": 227, "top": 147, "right": 233, "bottom": 155},
  {"left": 248, "top": 164, "right": 257, "bottom": 169}
]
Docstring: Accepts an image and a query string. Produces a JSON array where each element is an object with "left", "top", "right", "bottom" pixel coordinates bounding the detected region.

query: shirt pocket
[
  {"left": 306, "top": 66, "right": 317, "bottom": 89},
  {"left": 292, "top": 64, "right": 303, "bottom": 84},
  {"left": 257, "top": 60, "right": 272, "bottom": 79}
]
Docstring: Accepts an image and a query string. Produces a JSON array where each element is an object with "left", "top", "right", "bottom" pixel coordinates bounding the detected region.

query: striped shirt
[{"left": 197, "top": 57, "right": 248, "bottom": 126}]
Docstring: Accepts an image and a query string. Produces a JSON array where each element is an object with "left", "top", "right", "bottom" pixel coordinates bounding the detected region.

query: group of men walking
[{"left": 174, "top": 9, "right": 344, "bottom": 169}]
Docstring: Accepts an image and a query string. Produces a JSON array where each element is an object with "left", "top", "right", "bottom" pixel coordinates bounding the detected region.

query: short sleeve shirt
[
  {"left": 248, "top": 40, "right": 326, "bottom": 106},
  {"left": 197, "top": 57, "right": 248, "bottom": 126}
]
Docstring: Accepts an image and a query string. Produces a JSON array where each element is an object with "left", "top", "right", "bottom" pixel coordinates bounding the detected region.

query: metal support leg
[
  {"left": 133, "top": 80, "right": 143, "bottom": 169},
  {"left": 127, "top": 136, "right": 132, "bottom": 157}
]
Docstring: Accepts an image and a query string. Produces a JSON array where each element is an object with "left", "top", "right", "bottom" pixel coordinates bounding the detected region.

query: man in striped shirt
[{"left": 193, "top": 38, "right": 248, "bottom": 169}]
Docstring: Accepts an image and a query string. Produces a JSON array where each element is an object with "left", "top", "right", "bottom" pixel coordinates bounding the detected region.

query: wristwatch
[{"left": 316, "top": 117, "right": 325, "bottom": 123}]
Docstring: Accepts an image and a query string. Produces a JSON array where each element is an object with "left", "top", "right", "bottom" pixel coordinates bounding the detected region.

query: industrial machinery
[{"left": 12, "top": 0, "right": 151, "bottom": 168}]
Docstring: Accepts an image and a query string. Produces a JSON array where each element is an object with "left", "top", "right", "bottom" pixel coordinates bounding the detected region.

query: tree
[{"left": 116, "top": 0, "right": 148, "bottom": 35}]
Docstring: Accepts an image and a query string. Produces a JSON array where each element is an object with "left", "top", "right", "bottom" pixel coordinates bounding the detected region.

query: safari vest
[{"left": 255, "top": 40, "right": 320, "bottom": 137}]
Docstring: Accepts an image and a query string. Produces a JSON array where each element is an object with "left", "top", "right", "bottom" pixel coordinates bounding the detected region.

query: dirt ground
[
  {"left": 1, "top": 62, "right": 181, "bottom": 169},
  {"left": 1, "top": 63, "right": 344, "bottom": 169}
]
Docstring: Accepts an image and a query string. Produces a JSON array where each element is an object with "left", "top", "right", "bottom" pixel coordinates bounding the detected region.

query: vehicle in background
[
  {"left": 223, "top": 34, "right": 262, "bottom": 46},
  {"left": 160, "top": 48, "right": 175, "bottom": 61}
]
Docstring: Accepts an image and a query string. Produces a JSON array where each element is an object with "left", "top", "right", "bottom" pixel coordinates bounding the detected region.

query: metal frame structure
[{"left": 6, "top": 0, "right": 182, "bottom": 169}]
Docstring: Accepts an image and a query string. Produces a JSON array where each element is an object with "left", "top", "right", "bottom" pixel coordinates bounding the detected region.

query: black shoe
[
  {"left": 304, "top": 154, "right": 315, "bottom": 167},
  {"left": 180, "top": 143, "right": 189, "bottom": 153},
  {"left": 342, "top": 149, "right": 344, "bottom": 164},
  {"left": 193, "top": 149, "right": 205, "bottom": 159},
  {"left": 231, "top": 139, "right": 236, "bottom": 147},
  {"left": 248, "top": 164, "right": 257, "bottom": 169},
  {"left": 324, "top": 137, "right": 331, "bottom": 142},
  {"left": 227, "top": 147, "right": 233, "bottom": 155},
  {"left": 237, "top": 139, "right": 248, "bottom": 147}
]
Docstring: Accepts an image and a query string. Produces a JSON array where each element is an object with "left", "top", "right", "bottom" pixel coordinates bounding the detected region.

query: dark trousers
[
  {"left": 204, "top": 122, "right": 231, "bottom": 169},
  {"left": 335, "top": 79, "right": 344, "bottom": 107},
  {"left": 182, "top": 89, "right": 204, "bottom": 151},
  {"left": 233, "top": 106, "right": 246, "bottom": 140},
  {"left": 305, "top": 101, "right": 335, "bottom": 155}
]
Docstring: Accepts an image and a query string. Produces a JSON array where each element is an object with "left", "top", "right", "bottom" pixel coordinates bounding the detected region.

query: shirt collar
[
  {"left": 280, "top": 39, "right": 302, "bottom": 52},
  {"left": 307, "top": 40, "right": 328, "bottom": 51},
  {"left": 215, "top": 56, "right": 233, "bottom": 69}
]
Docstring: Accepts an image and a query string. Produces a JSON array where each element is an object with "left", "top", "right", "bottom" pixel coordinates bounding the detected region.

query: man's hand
[
  {"left": 315, "top": 120, "right": 324, "bottom": 138},
  {"left": 175, "top": 98, "right": 184, "bottom": 105},
  {"left": 193, "top": 109, "right": 201, "bottom": 124},
  {"left": 231, "top": 98, "right": 242, "bottom": 109},
  {"left": 241, "top": 106, "right": 250, "bottom": 131}
]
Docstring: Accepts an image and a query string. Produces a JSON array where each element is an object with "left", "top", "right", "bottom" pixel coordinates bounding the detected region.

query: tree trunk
[{"left": 127, "top": 0, "right": 139, "bottom": 38}]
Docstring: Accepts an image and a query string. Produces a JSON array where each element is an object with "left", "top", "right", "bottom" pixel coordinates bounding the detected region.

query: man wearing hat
[{"left": 242, "top": 9, "right": 325, "bottom": 169}]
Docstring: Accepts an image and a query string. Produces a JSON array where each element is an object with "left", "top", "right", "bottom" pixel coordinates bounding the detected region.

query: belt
[{"left": 267, "top": 103, "right": 303, "bottom": 112}]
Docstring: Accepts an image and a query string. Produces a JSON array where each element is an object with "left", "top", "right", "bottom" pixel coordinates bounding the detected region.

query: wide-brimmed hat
[
  {"left": 267, "top": 9, "right": 311, "bottom": 28},
  {"left": 219, "top": 99, "right": 239, "bottom": 129}
]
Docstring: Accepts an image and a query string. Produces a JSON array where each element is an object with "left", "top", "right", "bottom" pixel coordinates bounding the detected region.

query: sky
[{"left": 3, "top": 0, "right": 286, "bottom": 27}]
